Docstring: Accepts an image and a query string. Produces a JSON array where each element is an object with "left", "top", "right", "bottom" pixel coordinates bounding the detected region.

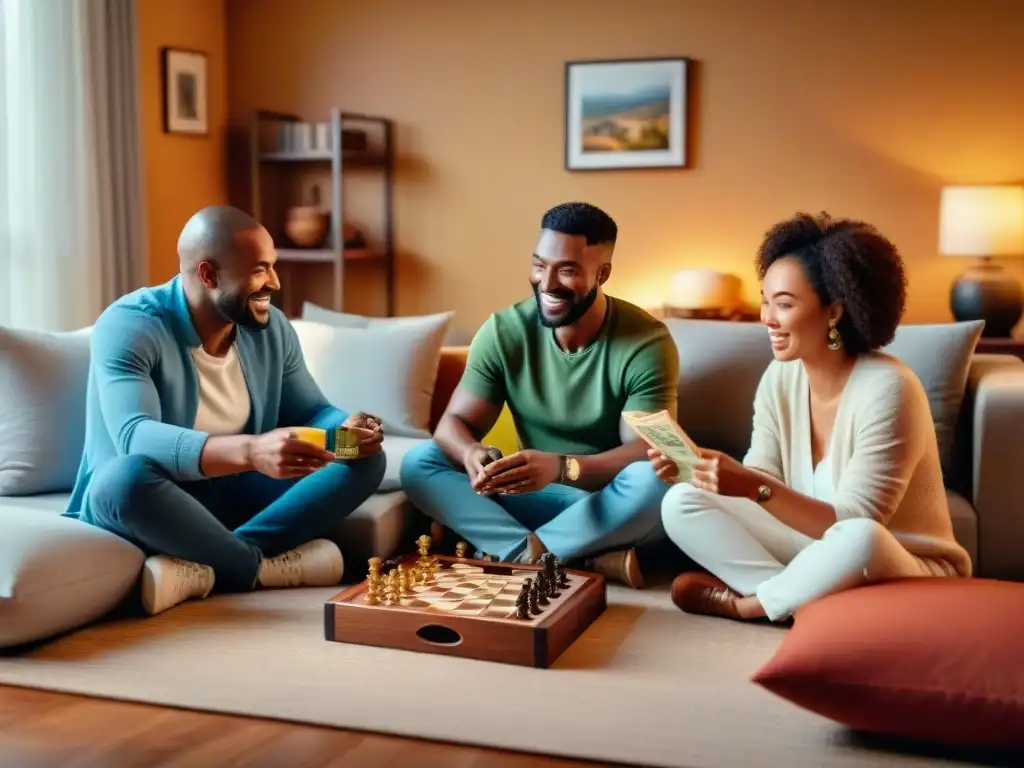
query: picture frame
[
  {"left": 161, "top": 47, "right": 208, "bottom": 135},
  {"left": 564, "top": 57, "right": 689, "bottom": 171}
]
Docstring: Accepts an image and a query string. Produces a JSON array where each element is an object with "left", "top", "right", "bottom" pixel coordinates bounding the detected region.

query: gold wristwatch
[{"left": 560, "top": 455, "right": 581, "bottom": 483}]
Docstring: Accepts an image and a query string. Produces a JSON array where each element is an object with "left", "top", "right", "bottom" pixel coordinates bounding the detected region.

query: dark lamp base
[{"left": 950, "top": 261, "right": 1023, "bottom": 338}]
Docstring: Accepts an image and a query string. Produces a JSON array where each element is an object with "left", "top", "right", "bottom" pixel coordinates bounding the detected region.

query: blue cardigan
[{"left": 64, "top": 275, "right": 348, "bottom": 518}]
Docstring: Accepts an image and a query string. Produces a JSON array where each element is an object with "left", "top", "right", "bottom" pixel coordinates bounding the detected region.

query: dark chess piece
[
  {"left": 541, "top": 553, "right": 557, "bottom": 584},
  {"left": 515, "top": 589, "right": 530, "bottom": 620},
  {"left": 556, "top": 563, "right": 570, "bottom": 589},
  {"left": 528, "top": 579, "right": 541, "bottom": 615},
  {"left": 535, "top": 572, "right": 550, "bottom": 605},
  {"left": 547, "top": 570, "right": 561, "bottom": 599}
]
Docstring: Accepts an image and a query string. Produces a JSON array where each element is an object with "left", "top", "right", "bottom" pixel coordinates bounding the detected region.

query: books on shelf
[
  {"left": 260, "top": 118, "right": 369, "bottom": 159},
  {"left": 275, "top": 121, "right": 330, "bottom": 155}
]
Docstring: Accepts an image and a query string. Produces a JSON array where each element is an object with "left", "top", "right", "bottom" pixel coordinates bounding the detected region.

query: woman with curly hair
[{"left": 652, "top": 212, "right": 972, "bottom": 623}]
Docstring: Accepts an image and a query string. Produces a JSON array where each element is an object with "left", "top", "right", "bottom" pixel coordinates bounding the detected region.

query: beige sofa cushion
[
  {"left": 295, "top": 306, "right": 454, "bottom": 439},
  {"left": 0, "top": 502, "right": 144, "bottom": 648},
  {"left": 881, "top": 321, "right": 984, "bottom": 468},
  {"left": 326, "top": 490, "right": 412, "bottom": 567},
  {"left": 664, "top": 319, "right": 774, "bottom": 458},
  {"left": 0, "top": 326, "right": 92, "bottom": 495}
]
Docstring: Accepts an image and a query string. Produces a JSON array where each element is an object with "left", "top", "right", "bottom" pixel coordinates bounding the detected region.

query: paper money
[{"left": 623, "top": 410, "right": 700, "bottom": 482}]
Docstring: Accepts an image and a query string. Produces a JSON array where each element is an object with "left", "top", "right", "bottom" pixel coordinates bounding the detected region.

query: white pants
[{"left": 660, "top": 484, "right": 959, "bottom": 621}]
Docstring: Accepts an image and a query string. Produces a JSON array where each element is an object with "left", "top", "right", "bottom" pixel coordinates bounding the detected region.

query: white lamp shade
[{"left": 938, "top": 185, "right": 1024, "bottom": 257}]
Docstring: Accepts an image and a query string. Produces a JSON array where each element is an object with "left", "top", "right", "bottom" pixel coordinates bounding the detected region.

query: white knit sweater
[{"left": 743, "top": 351, "right": 972, "bottom": 576}]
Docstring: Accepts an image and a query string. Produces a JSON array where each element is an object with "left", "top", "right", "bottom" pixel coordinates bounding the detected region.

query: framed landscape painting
[{"left": 565, "top": 57, "right": 689, "bottom": 171}]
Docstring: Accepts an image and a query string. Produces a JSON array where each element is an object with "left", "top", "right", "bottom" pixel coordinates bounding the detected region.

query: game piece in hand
[
  {"left": 455, "top": 541, "right": 468, "bottom": 558},
  {"left": 483, "top": 446, "right": 503, "bottom": 465}
]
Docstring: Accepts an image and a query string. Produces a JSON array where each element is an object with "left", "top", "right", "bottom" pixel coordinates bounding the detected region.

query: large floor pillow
[
  {"left": 0, "top": 507, "right": 144, "bottom": 648},
  {"left": 752, "top": 577, "right": 1024, "bottom": 750}
]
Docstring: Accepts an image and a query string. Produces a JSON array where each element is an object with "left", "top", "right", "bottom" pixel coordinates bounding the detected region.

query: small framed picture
[
  {"left": 565, "top": 57, "right": 689, "bottom": 171},
  {"left": 161, "top": 48, "right": 208, "bottom": 135}
]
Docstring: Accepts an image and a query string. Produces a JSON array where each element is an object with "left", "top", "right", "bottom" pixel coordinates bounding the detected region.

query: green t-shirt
[{"left": 460, "top": 296, "right": 679, "bottom": 455}]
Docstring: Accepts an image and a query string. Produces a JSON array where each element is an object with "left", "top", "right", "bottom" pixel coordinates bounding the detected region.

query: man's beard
[
  {"left": 212, "top": 290, "right": 272, "bottom": 331},
  {"left": 532, "top": 283, "right": 599, "bottom": 328}
]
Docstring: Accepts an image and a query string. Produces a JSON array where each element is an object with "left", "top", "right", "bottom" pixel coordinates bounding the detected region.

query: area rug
[{"left": 0, "top": 584, "right": 955, "bottom": 767}]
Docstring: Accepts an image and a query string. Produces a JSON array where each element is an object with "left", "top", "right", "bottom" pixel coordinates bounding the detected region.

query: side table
[{"left": 976, "top": 337, "right": 1024, "bottom": 362}]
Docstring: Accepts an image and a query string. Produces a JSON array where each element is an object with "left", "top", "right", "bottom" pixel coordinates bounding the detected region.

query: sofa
[{"left": 2, "top": 310, "right": 1023, "bottom": 651}]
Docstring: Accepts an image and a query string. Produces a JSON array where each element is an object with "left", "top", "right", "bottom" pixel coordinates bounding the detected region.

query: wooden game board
[{"left": 325, "top": 550, "right": 606, "bottom": 668}]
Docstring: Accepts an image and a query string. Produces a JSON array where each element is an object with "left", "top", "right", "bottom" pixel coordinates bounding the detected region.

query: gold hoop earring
[{"left": 827, "top": 321, "right": 842, "bottom": 351}]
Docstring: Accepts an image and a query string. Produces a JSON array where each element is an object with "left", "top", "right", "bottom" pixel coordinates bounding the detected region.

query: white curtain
[{"left": 0, "top": 0, "right": 147, "bottom": 332}]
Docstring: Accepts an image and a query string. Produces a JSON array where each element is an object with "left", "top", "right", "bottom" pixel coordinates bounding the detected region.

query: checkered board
[{"left": 394, "top": 562, "right": 585, "bottom": 621}]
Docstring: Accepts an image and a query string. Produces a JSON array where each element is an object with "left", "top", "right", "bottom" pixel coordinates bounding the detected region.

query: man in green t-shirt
[{"left": 400, "top": 202, "right": 679, "bottom": 586}]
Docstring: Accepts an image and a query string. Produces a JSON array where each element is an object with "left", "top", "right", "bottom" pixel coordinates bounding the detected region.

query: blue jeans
[
  {"left": 78, "top": 452, "right": 386, "bottom": 591},
  {"left": 399, "top": 440, "right": 669, "bottom": 562}
]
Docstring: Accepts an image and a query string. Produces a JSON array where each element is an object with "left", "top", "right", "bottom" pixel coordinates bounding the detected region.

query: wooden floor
[{"left": 0, "top": 685, "right": 618, "bottom": 767}]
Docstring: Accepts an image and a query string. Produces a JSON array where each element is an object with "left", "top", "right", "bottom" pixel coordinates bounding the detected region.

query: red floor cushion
[{"left": 752, "top": 577, "right": 1024, "bottom": 750}]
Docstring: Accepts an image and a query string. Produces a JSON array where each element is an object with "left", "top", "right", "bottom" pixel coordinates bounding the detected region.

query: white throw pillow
[
  {"left": 291, "top": 311, "right": 453, "bottom": 439},
  {"left": 0, "top": 325, "right": 93, "bottom": 495},
  {"left": 882, "top": 320, "right": 984, "bottom": 469}
]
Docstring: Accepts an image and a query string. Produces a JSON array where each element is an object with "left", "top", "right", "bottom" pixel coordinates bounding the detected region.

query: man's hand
[
  {"left": 249, "top": 428, "right": 336, "bottom": 479},
  {"left": 477, "top": 450, "right": 561, "bottom": 495},
  {"left": 344, "top": 411, "right": 382, "bottom": 432},
  {"left": 342, "top": 412, "right": 384, "bottom": 459},
  {"left": 462, "top": 443, "right": 502, "bottom": 491}
]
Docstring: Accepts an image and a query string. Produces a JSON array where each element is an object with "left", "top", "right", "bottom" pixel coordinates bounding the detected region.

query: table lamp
[
  {"left": 939, "top": 185, "right": 1024, "bottom": 337},
  {"left": 665, "top": 269, "right": 742, "bottom": 318}
]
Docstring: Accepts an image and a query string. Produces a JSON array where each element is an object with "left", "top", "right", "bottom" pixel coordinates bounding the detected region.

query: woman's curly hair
[{"left": 754, "top": 212, "right": 908, "bottom": 355}]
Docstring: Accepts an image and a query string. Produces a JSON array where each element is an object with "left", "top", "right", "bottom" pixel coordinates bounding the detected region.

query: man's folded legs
[
  {"left": 400, "top": 440, "right": 667, "bottom": 587},
  {"left": 83, "top": 452, "right": 385, "bottom": 614}
]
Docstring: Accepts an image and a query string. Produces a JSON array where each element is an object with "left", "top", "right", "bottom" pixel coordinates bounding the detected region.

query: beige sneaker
[
  {"left": 257, "top": 539, "right": 344, "bottom": 588},
  {"left": 514, "top": 533, "right": 548, "bottom": 565},
  {"left": 140, "top": 555, "right": 215, "bottom": 616},
  {"left": 584, "top": 548, "right": 644, "bottom": 589}
]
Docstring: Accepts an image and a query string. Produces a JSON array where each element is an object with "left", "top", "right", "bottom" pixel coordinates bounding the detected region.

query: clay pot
[{"left": 285, "top": 206, "right": 328, "bottom": 248}]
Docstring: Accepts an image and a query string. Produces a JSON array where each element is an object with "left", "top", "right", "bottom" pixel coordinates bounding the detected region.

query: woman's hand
[
  {"left": 690, "top": 448, "right": 761, "bottom": 498},
  {"left": 647, "top": 448, "right": 680, "bottom": 484}
]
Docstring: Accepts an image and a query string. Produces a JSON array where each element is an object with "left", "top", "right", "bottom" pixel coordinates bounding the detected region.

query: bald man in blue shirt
[{"left": 65, "top": 206, "right": 386, "bottom": 615}]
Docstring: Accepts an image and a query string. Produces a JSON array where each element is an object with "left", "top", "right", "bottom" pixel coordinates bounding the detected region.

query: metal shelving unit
[{"left": 247, "top": 107, "right": 395, "bottom": 315}]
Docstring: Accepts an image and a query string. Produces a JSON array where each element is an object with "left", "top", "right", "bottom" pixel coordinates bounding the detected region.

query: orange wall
[
  {"left": 137, "top": 0, "right": 228, "bottom": 283},
  {"left": 223, "top": 0, "right": 1024, "bottom": 337}
]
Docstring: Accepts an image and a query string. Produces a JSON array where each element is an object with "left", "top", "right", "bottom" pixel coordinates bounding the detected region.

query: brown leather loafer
[
  {"left": 670, "top": 571, "right": 742, "bottom": 619},
  {"left": 584, "top": 548, "right": 644, "bottom": 589}
]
